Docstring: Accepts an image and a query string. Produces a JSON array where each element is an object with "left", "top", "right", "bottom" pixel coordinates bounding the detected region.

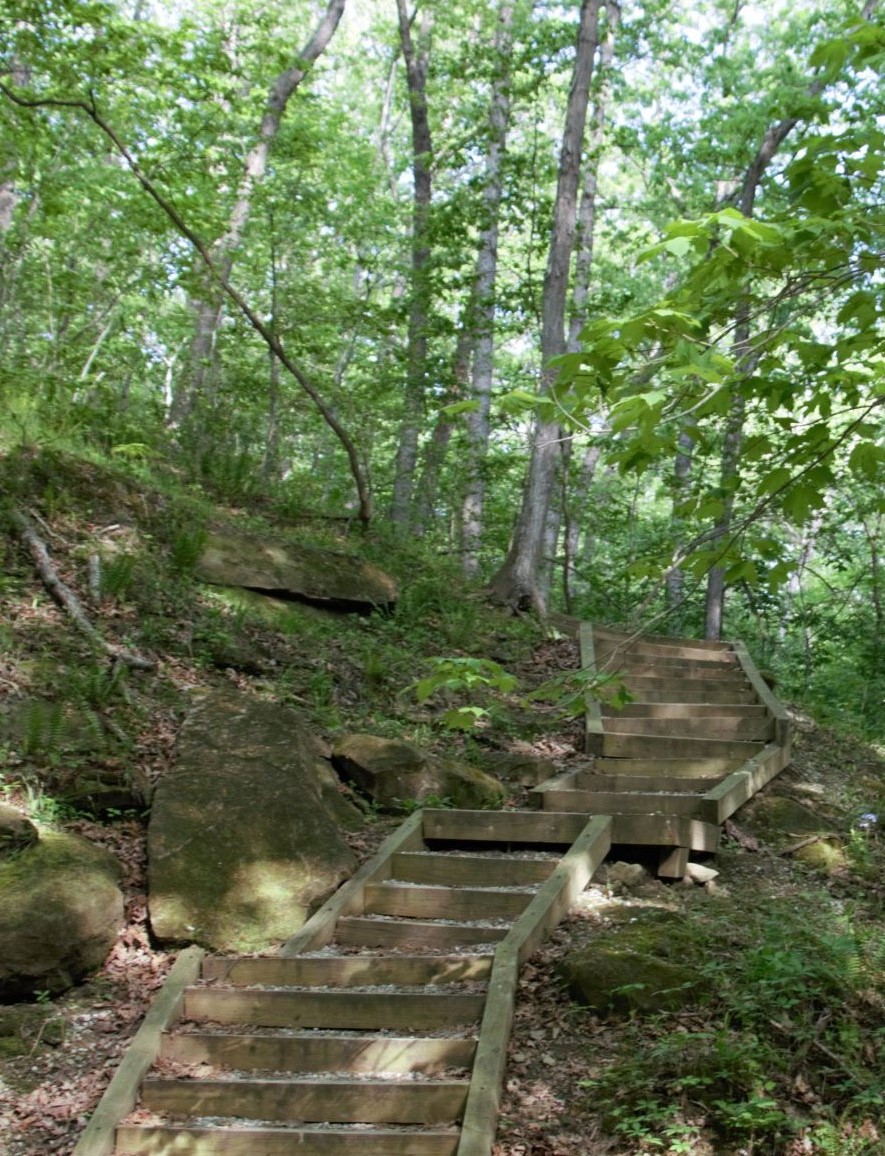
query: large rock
[
  {"left": 148, "top": 690, "right": 359, "bottom": 952},
  {"left": 333, "top": 734, "right": 506, "bottom": 812},
  {"left": 0, "top": 832, "right": 123, "bottom": 998},
  {"left": 197, "top": 532, "right": 397, "bottom": 612},
  {"left": 557, "top": 909, "right": 705, "bottom": 1017}
]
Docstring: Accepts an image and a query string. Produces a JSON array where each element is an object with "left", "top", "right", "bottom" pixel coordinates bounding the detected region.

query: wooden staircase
[
  {"left": 75, "top": 808, "right": 612, "bottom": 1156},
  {"left": 74, "top": 623, "right": 790, "bottom": 1156},
  {"left": 531, "top": 623, "right": 792, "bottom": 877}
]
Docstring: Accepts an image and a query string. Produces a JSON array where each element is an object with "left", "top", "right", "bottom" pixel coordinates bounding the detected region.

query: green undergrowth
[
  {"left": 0, "top": 444, "right": 541, "bottom": 825},
  {"left": 582, "top": 879, "right": 885, "bottom": 1155}
]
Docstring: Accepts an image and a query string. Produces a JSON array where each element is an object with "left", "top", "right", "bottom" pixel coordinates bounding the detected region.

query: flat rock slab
[
  {"left": 197, "top": 532, "right": 398, "bottom": 611},
  {"left": 148, "top": 689, "right": 358, "bottom": 952}
]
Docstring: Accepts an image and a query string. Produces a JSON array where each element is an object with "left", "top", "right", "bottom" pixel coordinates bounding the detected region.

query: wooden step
[
  {"left": 116, "top": 1123, "right": 460, "bottom": 1155},
  {"left": 364, "top": 882, "right": 533, "bottom": 922},
  {"left": 201, "top": 953, "right": 493, "bottom": 987},
  {"left": 592, "top": 627, "right": 732, "bottom": 654},
  {"left": 335, "top": 917, "right": 509, "bottom": 950},
  {"left": 602, "top": 716, "right": 775, "bottom": 740},
  {"left": 182, "top": 987, "right": 485, "bottom": 1030},
  {"left": 590, "top": 756, "right": 745, "bottom": 777},
  {"left": 391, "top": 851, "right": 557, "bottom": 888},
  {"left": 602, "top": 702, "right": 767, "bottom": 719},
  {"left": 600, "top": 652, "right": 739, "bottom": 671},
  {"left": 620, "top": 687, "right": 758, "bottom": 704},
  {"left": 573, "top": 771, "right": 722, "bottom": 792},
  {"left": 602, "top": 733, "right": 765, "bottom": 759},
  {"left": 618, "top": 663, "right": 748, "bottom": 681},
  {"left": 609, "top": 812, "right": 720, "bottom": 851},
  {"left": 140, "top": 1075, "right": 469, "bottom": 1124},
  {"left": 161, "top": 1032, "right": 477, "bottom": 1074},
  {"left": 422, "top": 809, "right": 586, "bottom": 844},
  {"left": 539, "top": 788, "right": 714, "bottom": 819}
]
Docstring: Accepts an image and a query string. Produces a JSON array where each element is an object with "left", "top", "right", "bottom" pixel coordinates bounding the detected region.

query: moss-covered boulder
[
  {"left": 739, "top": 795, "right": 836, "bottom": 843},
  {"left": 333, "top": 734, "right": 506, "bottom": 812},
  {"left": 148, "top": 690, "right": 360, "bottom": 952},
  {"left": 481, "top": 752, "right": 557, "bottom": 786},
  {"left": 557, "top": 909, "right": 706, "bottom": 1017},
  {"left": 196, "top": 532, "right": 397, "bottom": 611},
  {"left": 0, "top": 832, "right": 123, "bottom": 998}
]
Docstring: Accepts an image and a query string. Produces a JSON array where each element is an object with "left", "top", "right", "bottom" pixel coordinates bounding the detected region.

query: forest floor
[
  {"left": 2, "top": 647, "right": 884, "bottom": 1156},
  {"left": 1, "top": 450, "right": 884, "bottom": 1156}
]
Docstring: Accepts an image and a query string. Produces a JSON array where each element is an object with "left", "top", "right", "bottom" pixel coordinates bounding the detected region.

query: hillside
[{"left": 1, "top": 447, "right": 884, "bottom": 1156}]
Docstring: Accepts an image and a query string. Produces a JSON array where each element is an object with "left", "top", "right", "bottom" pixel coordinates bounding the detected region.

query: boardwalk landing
[{"left": 74, "top": 624, "right": 791, "bottom": 1156}]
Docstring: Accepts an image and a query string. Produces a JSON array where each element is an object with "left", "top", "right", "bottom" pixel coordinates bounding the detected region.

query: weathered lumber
[
  {"left": 280, "top": 810, "right": 425, "bottom": 955},
  {"left": 573, "top": 770, "right": 723, "bottom": 792},
  {"left": 364, "top": 882, "right": 533, "bottom": 922},
  {"left": 610, "top": 813, "right": 720, "bottom": 851},
  {"left": 618, "top": 663, "right": 748, "bottom": 681},
  {"left": 115, "top": 1124, "right": 460, "bottom": 1155},
  {"left": 422, "top": 809, "right": 587, "bottom": 844},
  {"left": 592, "top": 625, "right": 732, "bottom": 655},
  {"left": 732, "top": 639, "right": 791, "bottom": 753},
  {"left": 658, "top": 846, "right": 690, "bottom": 879},
  {"left": 602, "top": 715, "right": 775, "bottom": 740},
  {"left": 538, "top": 788, "right": 709, "bottom": 817},
  {"left": 335, "top": 917, "right": 509, "bottom": 950},
  {"left": 602, "top": 732, "right": 764, "bottom": 759},
  {"left": 71, "top": 945, "right": 204, "bottom": 1156},
  {"left": 140, "top": 1076, "right": 470, "bottom": 1124},
  {"left": 161, "top": 1032, "right": 477, "bottom": 1075},
  {"left": 589, "top": 756, "right": 744, "bottom": 777},
  {"left": 183, "top": 987, "right": 485, "bottom": 1030},
  {"left": 603, "top": 701, "right": 767, "bottom": 718},
  {"left": 621, "top": 687, "right": 758, "bottom": 704},
  {"left": 701, "top": 742, "right": 792, "bottom": 823},
  {"left": 456, "top": 815, "right": 612, "bottom": 1156},
  {"left": 391, "top": 851, "right": 557, "bottom": 887},
  {"left": 201, "top": 953, "right": 493, "bottom": 987},
  {"left": 579, "top": 622, "right": 605, "bottom": 754}
]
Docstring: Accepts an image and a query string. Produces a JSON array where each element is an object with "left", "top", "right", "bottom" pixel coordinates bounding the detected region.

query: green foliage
[
  {"left": 582, "top": 892, "right": 885, "bottom": 1151},
  {"left": 414, "top": 657, "right": 518, "bottom": 731}
]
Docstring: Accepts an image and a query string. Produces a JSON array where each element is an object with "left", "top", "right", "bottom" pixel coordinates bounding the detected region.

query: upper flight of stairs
[
  {"left": 74, "top": 622, "right": 791, "bottom": 1156},
  {"left": 530, "top": 622, "right": 792, "bottom": 877}
]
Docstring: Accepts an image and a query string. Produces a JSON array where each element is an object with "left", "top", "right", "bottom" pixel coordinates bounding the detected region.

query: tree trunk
[
  {"left": 413, "top": 329, "right": 472, "bottom": 535},
  {"left": 488, "top": 0, "right": 602, "bottom": 611},
  {"left": 171, "top": 0, "right": 347, "bottom": 429},
  {"left": 666, "top": 420, "right": 696, "bottom": 625},
  {"left": 460, "top": 0, "right": 521, "bottom": 576},
  {"left": 390, "top": 1, "right": 434, "bottom": 530}
]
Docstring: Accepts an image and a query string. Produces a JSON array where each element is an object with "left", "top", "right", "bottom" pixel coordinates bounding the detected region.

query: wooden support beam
[
  {"left": 201, "top": 953, "right": 493, "bottom": 987},
  {"left": 71, "top": 945, "right": 204, "bottom": 1156},
  {"left": 116, "top": 1123, "right": 460, "bottom": 1155}
]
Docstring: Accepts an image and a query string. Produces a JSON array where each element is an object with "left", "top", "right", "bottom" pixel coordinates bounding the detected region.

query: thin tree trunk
[
  {"left": 460, "top": 0, "right": 522, "bottom": 576},
  {"left": 666, "top": 419, "right": 696, "bottom": 624},
  {"left": 413, "top": 329, "right": 472, "bottom": 535},
  {"left": 172, "top": 0, "right": 347, "bottom": 428},
  {"left": 488, "top": 0, "right": 602, "bottom": 611},
  {"left": 390, "top": 1, "right": 434, "bottom": 530}
]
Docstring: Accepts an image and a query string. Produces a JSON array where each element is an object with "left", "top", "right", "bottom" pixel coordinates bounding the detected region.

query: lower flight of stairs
[{"left": 74, "top": 809, "right": 612, "bottom": 1156}]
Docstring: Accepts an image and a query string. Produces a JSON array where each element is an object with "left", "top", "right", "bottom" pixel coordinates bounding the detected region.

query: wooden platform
[{"left": 73, "top": 623, "right": 791, "bottom": 1156}]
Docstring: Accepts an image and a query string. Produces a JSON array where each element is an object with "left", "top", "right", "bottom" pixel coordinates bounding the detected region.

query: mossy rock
[
  {"left": 739, "top": 795, "right": 836, "bottom": 842},
  {"left": 557, "top": 908, "right": 706, "bottom": 1016},
  {"left": 559, "top": 946, "right": 704, "bottom": 1016},
  {"left": 0, "top": 804, "right": 38, "bottom": 858},
  {"left": 333, "top": 734, "right": 506, "bottom": 812},
  {"left": 0, "top": 832, "right": 123, "bottom": 998},
  {"left": 792, "top": 838, "right": 847, "bottom": 874}
]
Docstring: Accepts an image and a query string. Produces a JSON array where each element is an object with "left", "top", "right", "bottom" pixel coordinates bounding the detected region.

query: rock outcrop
[
  {"left": 196, "top": 532, "right": 398, "bottom": 612},
  {"left": 333, "top": 733, "right": 506, "bottom": 812},
  {"left": 0, "top": 831, "right": 124, "bottom": 998},
  {"left": 148, "top": 689, "right": 360, "bottom": 952}
]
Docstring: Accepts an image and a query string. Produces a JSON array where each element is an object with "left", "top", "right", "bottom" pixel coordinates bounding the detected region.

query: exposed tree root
[{"left": 11, "top": 509, "right": 156, "bottom": 672}]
